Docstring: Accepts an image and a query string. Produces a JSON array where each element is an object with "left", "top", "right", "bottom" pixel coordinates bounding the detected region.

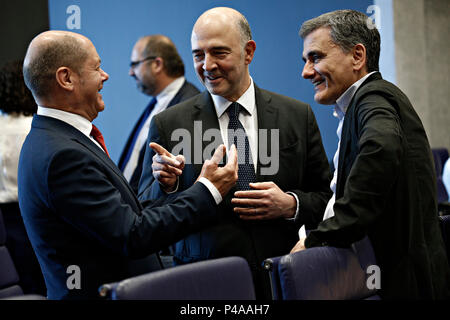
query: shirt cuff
[
  {"left": 298, "top": 225, "right": 307, "bottom": 239},
  {"left": 198, "top": 177, "right": 222, "bottom": 205},
  {"left": 285, "top": 191, "right": 300, "bottom": 220},
  {"left": 160, "top": 176, "right": 179, "bottom": 194}
]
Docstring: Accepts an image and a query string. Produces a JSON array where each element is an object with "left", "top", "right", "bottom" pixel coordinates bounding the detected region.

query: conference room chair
[
  {"left": 263, "top": 236, "right": 380, "bottom": 300},
  {"left": 0, "top": 208, "right": 46, "bottom": 300},
  {"left": 98, "top": 256, "right": 256, "bottom": 300},
  {"left": 439, "top": 215, "right": 450, "bottom": 265}
]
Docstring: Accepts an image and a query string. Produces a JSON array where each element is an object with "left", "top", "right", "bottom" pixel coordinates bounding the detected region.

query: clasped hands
[{"left": 150, "top": 142, "right": 297, "bottom": 220}]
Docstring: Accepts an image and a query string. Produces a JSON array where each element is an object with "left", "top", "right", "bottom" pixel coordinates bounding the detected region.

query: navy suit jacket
[
  {"left": 118, "top": 80, "right": 199, "bottom": 194},
  {"left": 18, "top": 115, "right": 216, "bottom": 299},
  {"left": 138, "top": 86, "right": 332, "bottom": 298}
]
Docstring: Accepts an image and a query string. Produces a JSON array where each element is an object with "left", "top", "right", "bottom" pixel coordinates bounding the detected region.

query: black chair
[
  {"left": 263, "top": 236, "right": 380, "bottom": 300},
  {"left": 0, "top": 209, "right": 46, "bottom": 300},
  {"left": 99, "top": 256, "right": 256, "bottom": 300},
  {"left": 0, "top": 207, "right": 24, "bottom": 298},
  {"left": 439, "top": 215, "right": 450, "bottom": 265}
]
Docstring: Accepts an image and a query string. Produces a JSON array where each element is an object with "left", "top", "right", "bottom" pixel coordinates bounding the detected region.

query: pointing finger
[
  {"left": 211, "top": 144, "right": 226, "bottom": 165},
  {"left": 150, "top": 142, "right": 171, "bottom": 157},
  {"left": 226, "top": 144, "right": 238, "bottom": 168}
]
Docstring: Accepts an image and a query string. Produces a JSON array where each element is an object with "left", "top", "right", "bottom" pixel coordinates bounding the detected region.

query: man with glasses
[{"left": 120, "top": 35, "right": 199, "bottom": 194}]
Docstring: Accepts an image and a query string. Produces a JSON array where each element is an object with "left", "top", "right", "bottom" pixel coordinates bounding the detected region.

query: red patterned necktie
[{"left": 90, "top": 124, "right": 110, "bottom": 157}]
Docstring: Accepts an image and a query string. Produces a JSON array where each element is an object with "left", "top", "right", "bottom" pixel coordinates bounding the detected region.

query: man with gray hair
[
  {"left": 291, "top": 9, "right": 450, "bottom": 299},
  {"left": 138, "top": 7, "right": 332, "bottom": 299}
]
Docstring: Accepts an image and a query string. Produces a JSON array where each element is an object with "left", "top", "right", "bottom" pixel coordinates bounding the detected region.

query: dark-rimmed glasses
[{"left": 129, "top": 56, "right": 157, "bottom": 68}]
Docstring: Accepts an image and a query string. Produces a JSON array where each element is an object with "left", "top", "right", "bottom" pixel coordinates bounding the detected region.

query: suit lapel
[
  {"left": 167, "top": 80, "right": 187, "bottom": 108},
  {"left": 336, "top": 72, "right": 382, "bottom": 197},
  {"left": 34, "top": 115, "right": 141, "bottom": 205},
  {"left": 118, "top": 105, "right": 150, "bottom": 169},
  {"left": 191, "top": 92, "right": 223, "bottom": 175},
  {"left": 254, "top": 86, "right": 278, "bottom": 181}
]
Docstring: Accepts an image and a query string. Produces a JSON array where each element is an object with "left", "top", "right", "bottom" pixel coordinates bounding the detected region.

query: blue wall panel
[{"left": 48, "top": 0, "right": 375, "bottom": 163}]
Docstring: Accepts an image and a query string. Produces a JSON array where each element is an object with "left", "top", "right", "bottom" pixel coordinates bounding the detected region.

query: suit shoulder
[
  {"left": 155, "top": 93, "right": 201, "bottom": 120},
  {"left": 183, "top": 81, "right": 200, "bottom": 95}
]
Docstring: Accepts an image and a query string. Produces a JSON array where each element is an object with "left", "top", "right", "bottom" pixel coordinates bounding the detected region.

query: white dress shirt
[
  {"left": 37, "top": 106, "right": 105, "bottom": 152},
  {"left": 0, "top": 113, "right": 33, "bottom": 203},
  {"left": 299, "top": 71, "right": 376, "bottom": 239},
  {"left": 123, "top": 76, "right": 187, "bottom": 181},
  {"left": 211, "top": 77, "right": 300, "bottom": 214},
  {"left": 211, "top": 77, "right": 258, "bottom": 170}
]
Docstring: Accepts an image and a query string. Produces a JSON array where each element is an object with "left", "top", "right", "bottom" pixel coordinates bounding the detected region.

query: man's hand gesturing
[
  {"left": 150, "top": 142, "right": 185, "bottom": 193},
  {"left": 199, "top": 144, "right": 238, "bottom": 198}
]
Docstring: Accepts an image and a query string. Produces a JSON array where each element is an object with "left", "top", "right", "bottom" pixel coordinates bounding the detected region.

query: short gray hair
[
  {"left": 299, "top": 10, "right": 380, "bottom": 72},
  {"left": 237, "top": 13, "right": 252, "bottom": 48},
  {"left": 23, "top": 34, "right": 88, "bottom": 98}
]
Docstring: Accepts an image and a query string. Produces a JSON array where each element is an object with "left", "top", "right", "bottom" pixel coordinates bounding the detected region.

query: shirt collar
[
  {"left": 37, "top": 106, "right": 92, "bottom": 137},
  {"left": 155, "top": 76, "right": 185, "bottom": 102},
  {"left": 212, "top": 77, "right": 256, "bottom": 118},
  {"left": 334, "top": 71, "right": 377, "bottom": 119}
]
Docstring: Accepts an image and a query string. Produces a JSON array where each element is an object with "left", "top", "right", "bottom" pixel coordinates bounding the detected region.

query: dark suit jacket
[
  {"left": 18, "top": 115, "right": 217, "bottom": 299},
  {"left": 138, "top": 86, "right": 332, "bottom": 297},
  {"left": 305, "top": 72, "right": 450, "bottom": 299},
  {"left": 118, "top": 80, "right": 199, "bottom": 194}
]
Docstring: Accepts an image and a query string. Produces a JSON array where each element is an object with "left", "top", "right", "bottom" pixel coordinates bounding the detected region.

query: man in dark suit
[
  {"left": 291, "top": 10, "right": 450, "bottom": 299},
  {"left": 18, "top": 30, "right": 238, "bottom": 299},
  {"left": 138, "top": 7, "right": 332, "bottom": 299},
  {"left": 119, "top": 35, "right": 199, "bottom": 194}
]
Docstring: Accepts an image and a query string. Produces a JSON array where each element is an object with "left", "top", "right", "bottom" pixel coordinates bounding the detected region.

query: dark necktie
[
  {"left": 120, "top": 97, "right": 157, "bottom": 171},
  {"left": 227, "top": 102, "right": 256, "bottom": 190},
  {"left": 90, "top": 124, "right": 110, "bottom": 157}
]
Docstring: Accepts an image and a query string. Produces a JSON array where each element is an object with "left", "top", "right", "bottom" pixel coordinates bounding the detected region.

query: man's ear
[
  {"left": 352, "top": 43, "right": 367, "bottom": 72},
  {"left": 244, "top": 40, "right": 256, "bottom": 65},
  {"left": 55, "top": 67, "right": 75, "bottom": 91},
  {"left": 152, "top": 57, "right": 164, "bottom": 74}
]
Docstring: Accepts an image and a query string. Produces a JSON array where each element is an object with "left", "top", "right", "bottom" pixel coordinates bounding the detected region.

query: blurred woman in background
[{"left": 0, "top": 60, "right": 45, "bottom": 295}]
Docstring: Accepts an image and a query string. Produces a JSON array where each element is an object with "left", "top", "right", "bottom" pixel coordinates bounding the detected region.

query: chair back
[
  {"left": 99, "top": 256, "right": 256, "bottom": 300},
  {"left": 264, "top": 237, "right": 380, "bottom": 300},
  {"left": 0, "top": 209, "right": 24, "bottom": 298},
  {"left": 439, "top": 215, "right": 450, "bottom": 265}
]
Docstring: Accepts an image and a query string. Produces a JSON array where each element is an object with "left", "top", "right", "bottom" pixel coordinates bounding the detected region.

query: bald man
[
  {"left": 18, "top": 30, "right": 238, "bottom": 299},
  {"left": 119, "top": 35, "right": 199, "bottom": 194},
  {"left": 138, "top": 7, "right": 332, "bottom": 299}
]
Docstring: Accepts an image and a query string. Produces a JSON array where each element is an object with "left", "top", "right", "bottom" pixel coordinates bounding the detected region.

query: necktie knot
[
  {"left": 226, "top": 102, "right": 242, "bottom": 122},
  {"left": 91, "top": 124, "right": 110, "bottom": 157}
]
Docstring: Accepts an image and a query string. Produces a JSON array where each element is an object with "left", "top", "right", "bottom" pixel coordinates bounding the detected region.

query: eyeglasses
[{"left": 129, "top": 56, "right": 157, "bottom": 68}]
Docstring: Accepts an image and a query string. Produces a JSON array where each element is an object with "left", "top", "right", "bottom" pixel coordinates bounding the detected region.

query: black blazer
[
  {"left": 138, "top": 85, "right": 332, "bottom": 297},
  {"left": 305, "top": 73, "right": 450, "bottom": 299},
  {"left": 118, "top": 80, "right": 199, "bottom": 194},
  {"left": 18, "top": 115, "right": 217, "bottom": 299}
]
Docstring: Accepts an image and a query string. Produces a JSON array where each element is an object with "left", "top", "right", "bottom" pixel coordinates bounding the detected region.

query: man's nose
[
  {"left": 301, "top": 61, "right": 314, "bottom": 79},
  {"left": 101, "top": 69, "right": 109, "bottom": 81},
  {"left": 203, "top": 54, "right": 216, "bottom": 72}
]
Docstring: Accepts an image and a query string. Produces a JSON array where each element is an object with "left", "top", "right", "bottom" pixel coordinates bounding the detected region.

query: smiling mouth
[
  {"left": 205, "top": 74, "right": 222, "bottom": 82},
  {"left": 312, "top": 79, "right": 325, "bottom": 87}
]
